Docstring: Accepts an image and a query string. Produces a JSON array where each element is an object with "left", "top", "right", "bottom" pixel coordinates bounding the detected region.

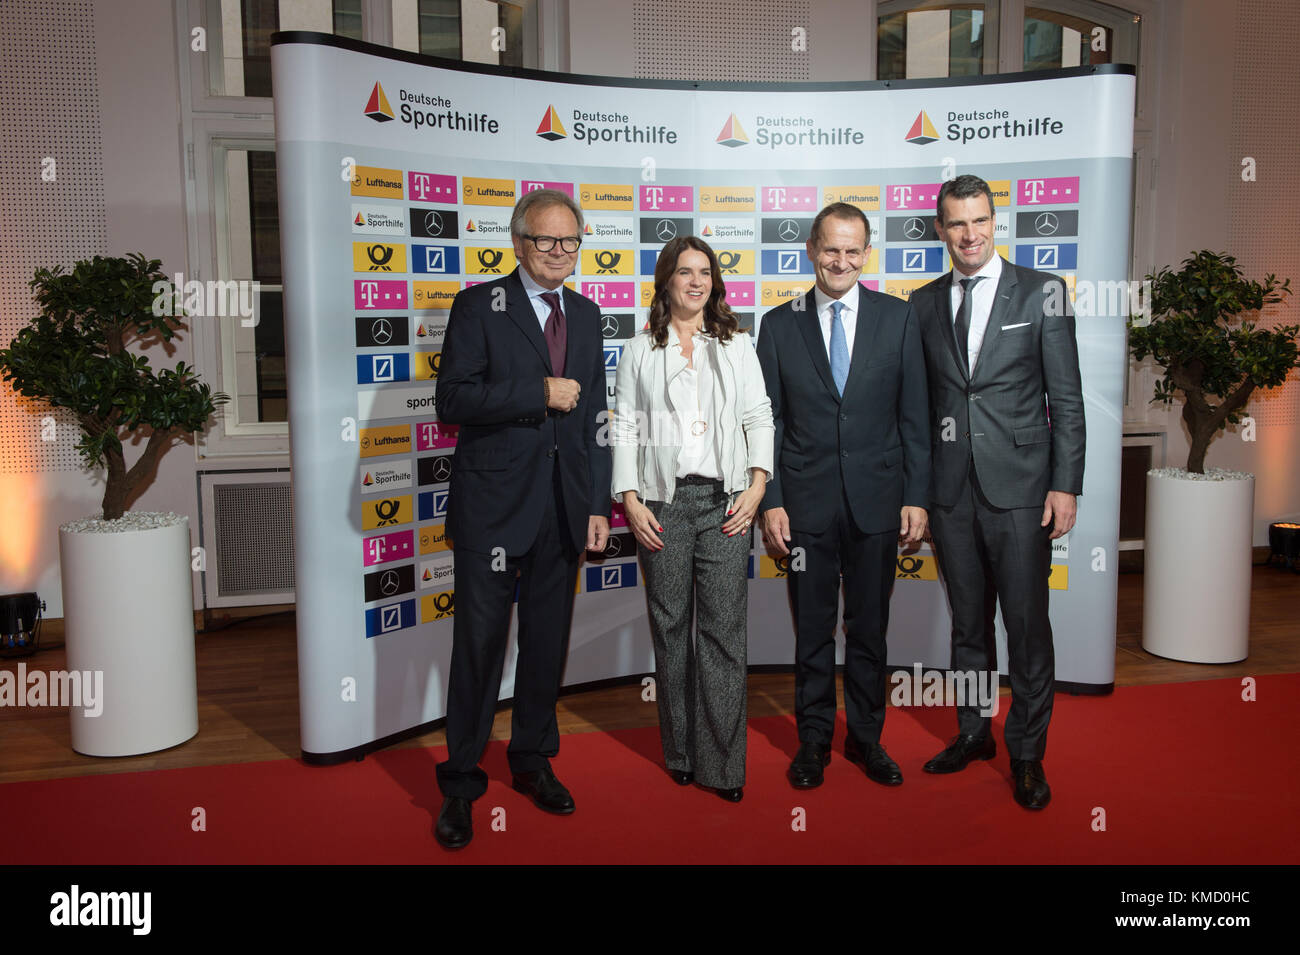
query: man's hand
[
  {"left": 546, "top": 377, "right": 581, "bottom": 412},
  {"left": 899, "top": 505, "right": 928, "bottom": 545},
  {"left": 1041, "top": 491, "right": 1077, "bottom": 540},
  {"left": 761, "top": 507, "right": 792, "bottom": 556},
  {"left": 586, "top": 515, "right": 610, "bottom": 553}
]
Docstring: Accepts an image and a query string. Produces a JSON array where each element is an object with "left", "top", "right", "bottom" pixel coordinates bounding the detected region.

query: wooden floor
[{"left": 1, "top": 567, "right": 1296, "bottom": 784}]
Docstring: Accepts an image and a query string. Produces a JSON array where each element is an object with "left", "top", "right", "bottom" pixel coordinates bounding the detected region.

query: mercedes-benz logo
[
  {"left": 424, "top": 211, "right": 443, "bottom": 235},
  {"left": 379, "top": 570, "right": 401, "bottom": 595},
  {"left": 903, "top": 217, "right": 926, "bottom": 240},
  {"left": 605, "top": 537, "right": 622, "bottom": 557},
  {"left": 777, "top": 219, "right": 801, "bottom": 242},
  {"left": 601, "top": 315, "right": 620, "bottom": 338},
  {"left": 1035, "top": 212, "right": 1059, "bottom": 236},
  {"left": 655, "top": 219, "right": 677, "bottom": 242},
  {"left": 371, "top": 319, "right": 392, "bottom": 345},
  {"left": 431, "top": 457, "right": 452, "bottom": 482}
]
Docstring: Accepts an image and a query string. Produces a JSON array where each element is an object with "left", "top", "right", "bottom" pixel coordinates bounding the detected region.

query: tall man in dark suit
[
  {"left": 911, "top": 174, "right": 1084, "bottom": 810},
  {"left": 433, "top": 188, "right": 611, "bottom": 848},
  {"left": 758, "top": 203, "right": 930, "bottom": 790}
]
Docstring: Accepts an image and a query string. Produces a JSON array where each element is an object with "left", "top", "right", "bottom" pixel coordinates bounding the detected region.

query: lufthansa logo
[
  {"left": 1035, "top": 212, "right": 1059, "bottom": 236},
  {"left": 655, "top": 219, "right": 677, "bottom": 242},
  {"left": 903, "top": 217, "right": 926, "bottom": 240},
  {"left": 777, "top": 219, "right": 801, "bottom": 242}
]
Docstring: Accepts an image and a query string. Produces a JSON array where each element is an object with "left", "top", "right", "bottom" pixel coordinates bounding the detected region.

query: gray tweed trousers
[{"left": 639, "top": 477, "right": 750, "bottom": 789}]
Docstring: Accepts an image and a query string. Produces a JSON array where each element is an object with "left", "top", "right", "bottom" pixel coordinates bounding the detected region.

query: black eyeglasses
[{"left": 523, "top": 234, "right": 581, "bottom": 253}]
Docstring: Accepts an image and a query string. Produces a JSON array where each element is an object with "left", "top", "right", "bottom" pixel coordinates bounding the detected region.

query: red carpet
[{"left": 2, "top": 675, "right": 1296, "bottom": 864}]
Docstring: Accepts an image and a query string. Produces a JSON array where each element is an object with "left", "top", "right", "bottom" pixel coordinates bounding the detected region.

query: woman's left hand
[{"left": 721, "top": 485, "right": 763, "bottom": 538}]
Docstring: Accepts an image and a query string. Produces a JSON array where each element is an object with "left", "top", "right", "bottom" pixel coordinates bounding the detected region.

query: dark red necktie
[{"left": 541, "top": 291, "right": 566, "bottom": 377}]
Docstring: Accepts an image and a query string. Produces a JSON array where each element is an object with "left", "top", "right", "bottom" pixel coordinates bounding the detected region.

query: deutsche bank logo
[
  {"left": 373, "top": 356, "right": 393, "bottom": 381},
  {"left": 418, "top": 489, "right": 450, "bottom": 521},
  {"left": 585, "top": 563, "right": 637, "bottom": 591},
  {"left": 777, "top": 250, "right": 799, "bottom": 274},
  {"left": 903, "top": 249, "right": 924, "bottom": 272},
  {"left": 1035, "top": 245, "right": 1058, "bottom": 269},
  {"left": 604, "top": 345, "right": 621, "bottom": 370},
  {"left": 381, "top": 604, "right": 401, "bottom": 632},
  {"left": 433, "top": 489, "right": 448, "bottom": 518},
  {"left": 425, "top": 248, "right": 444, "bottom": 271},
  {"left": 1014, "top": 243, "right": 1077, "bottom": 270}
]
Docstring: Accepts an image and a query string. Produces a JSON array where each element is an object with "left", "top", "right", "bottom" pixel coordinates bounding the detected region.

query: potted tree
[
  {"left": 0, "top": 253, "right": 228, "bottom": 756},
  {"left": 1129, "top": 250, "right": 1295, "bottom": 663}
]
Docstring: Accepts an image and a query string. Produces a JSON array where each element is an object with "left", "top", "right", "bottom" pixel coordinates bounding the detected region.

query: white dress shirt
[
  {"left": 669, "top": 327, "right": 722, "bottom": 480},
  {"left": 518, "top": 266, "right": 564, "bottom": 331},
  {"left": 813, "top": 284, "right": 860, "bottom": 360},
  {"left": 947, "top": 253, "right": 1002, "bottom": 373}
]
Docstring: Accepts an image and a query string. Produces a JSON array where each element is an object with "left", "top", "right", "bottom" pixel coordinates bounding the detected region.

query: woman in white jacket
[{"left": 611, "top": 236, "right": 774, "bottom": 802}]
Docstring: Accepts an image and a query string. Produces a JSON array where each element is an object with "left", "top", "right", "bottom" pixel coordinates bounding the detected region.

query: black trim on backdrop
[
  {"left": 271, "top": 29, "right": 1134, "bottom": 93},
  {"left": 302, "top": 666, "right": 1112, "bottom": 764}
]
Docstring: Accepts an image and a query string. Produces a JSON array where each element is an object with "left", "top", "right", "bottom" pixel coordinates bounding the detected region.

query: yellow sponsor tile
[
  {"left": 1048, "top": 564, "right": 1068, "bottom": 590},
  {"left": 578, "top": 183, "right": 635, "bottom": 210},
  {"left": 863, "top": 247, "right": 879, "bottom": 274},
  {"left": 353, "top": 241, "right": 407, "bottom": 273},
  {"left": 359, "top": 424, "right": 412, "bottom": 459},
  {"left": 761, "top": 282, "right": 809, "bottom": 306},
  {"left": 714, "top": 249, "right": 754, "bottom": 275},
  {"left": 464, "top": 247, "right": 517, "bottom": 275},
  {"left": 641, "top": 281, "right": 655, "bottom": 307},
  {"left": 351, "top": 165, "right": 403, "bottom": 198},
  {"left": 699, "top": 186, "right": 755, "bottom": 211},
  {"left": 582, "top": 249, "right": 634, "bottom": 276},
  {"left": 986, "top": 180, "right": 1012, "bottom": 207},
  {"left": 885, "top": 278, "right": 931, "bottom": 300},
  {"left": 943, "top": 247, "right": 1008, "bottom": 272},
  {"left": 895, "top": 553, "right": 940, "bottom": 580},
  {"left": 419, "top": 523, "right": 451, "bottom": 555},
  {"left": 413, "top": 350, "right": 441, "bottom": 381},
  {"left": 361, "top": 494, "right": 413, "bottom": 530},
  {"left": 421, "top": 589, "right": 456, "bottom": 622},
  {"left": 413, "top": 281, "right": 460, "bottom": 309},
  {"left": 822, "top": 185, "right": 881, "bottom": 210},
  {"left": 759, "top": 555, "right": 793, "bottom": 578},
  {"left": 461, "top": 177, "right": 516, "bottom": 206}
]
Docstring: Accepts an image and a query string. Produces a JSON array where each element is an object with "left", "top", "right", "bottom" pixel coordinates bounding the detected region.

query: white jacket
[{"left": 611, "top": 327, "right": 774, "bottom": 505}]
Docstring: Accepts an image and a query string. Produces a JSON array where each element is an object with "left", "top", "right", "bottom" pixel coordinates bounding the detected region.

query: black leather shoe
[
  {"left": 511, "top": 765, "right": 576, "bottom": 815},
  {"left": 715, "top": 787, "right": 743, "bottom": 802},
  {"left": 787, "top": 741, "right": 831, "bottom": 789},
  {"left": 667, "top": 769, "right": 694, "bottom": 786},
  {"left": 435, "top": 796, "right": 472, "bottom": 849},
  {"left": 1011, "top": 759, "right": 1051, "bottom": 810},
  {"left": 845, "top": 736, "right": 903, "bottom": 786},
  {"left": 923, "top": 734, "right": 997, "bottom": 774}
]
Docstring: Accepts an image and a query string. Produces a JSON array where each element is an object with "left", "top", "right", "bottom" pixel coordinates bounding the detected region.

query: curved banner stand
[{"left": 270, "top": 32, "right": 1134, "bottom": 761}]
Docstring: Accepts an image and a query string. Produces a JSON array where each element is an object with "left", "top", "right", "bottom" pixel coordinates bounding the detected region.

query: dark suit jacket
[
  {"left": 436, "top": 268, "right": 612, "bottom": 555},
  {"left": 756, "top": 285, "right": 930, "bottom": 535},
  {"left": 911, "top": 258, "right": 1085, "bottom": 510}
]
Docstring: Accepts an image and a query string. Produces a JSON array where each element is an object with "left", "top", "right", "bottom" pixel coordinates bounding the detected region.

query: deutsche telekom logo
[
  {"left": 408, "top": 171, "right": 457, "bottom": 203},
  {"left": 355, "top": 280, "right": 407, "bottom": 309},
  {"left": 1018, "top": 176, "right": 1080, "bottom": 205},
  {"left": 761, "top": 186, "right": 816, "bottom": 211},
  {"left": 639, "top": 185, "right": 692, "bottom": 211},
  {"left": 886, "top": 183, "right": 942, "bottom": 210}
]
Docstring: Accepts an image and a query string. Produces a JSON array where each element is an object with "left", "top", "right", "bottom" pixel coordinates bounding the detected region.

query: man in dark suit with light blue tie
[
  {"left": 910, "top": 174, "right": 1084, "bottom": 810},
  {"left": 433, "top": 189, "right": 611, "bottom": 848},
  {"left": 757, "top": 202, "right": 930, "bottom": 790}
]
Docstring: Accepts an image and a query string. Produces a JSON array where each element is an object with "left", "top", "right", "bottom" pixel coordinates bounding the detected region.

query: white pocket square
[{"left": 1000, "top": 322, "right": 1031, "bottom": 330}]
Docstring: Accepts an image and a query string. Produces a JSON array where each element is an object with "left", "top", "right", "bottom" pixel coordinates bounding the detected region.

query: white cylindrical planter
[
  {"left": 59, "top": 514, "right": 198, "bottom": 756},
  {"left": 1143, "top": 470, "right": 1254, "bottom": 663}
]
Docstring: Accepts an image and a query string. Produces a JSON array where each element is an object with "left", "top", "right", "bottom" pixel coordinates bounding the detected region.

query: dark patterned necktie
[
  {"left": 954, "top": 276, "right": 984, "bottom": 377},
  {"left": 541, "top": 291, "right": 566, "bottom": 377}
]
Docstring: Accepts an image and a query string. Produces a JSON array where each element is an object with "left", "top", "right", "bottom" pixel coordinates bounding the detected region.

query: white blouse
[{"left": 670, "top": 331, "right": 723, "bottom": 480}]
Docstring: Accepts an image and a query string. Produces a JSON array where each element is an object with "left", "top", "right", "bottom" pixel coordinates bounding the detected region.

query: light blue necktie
[{"left": 829, "top": 300, "right": 849, "bottom": 396}]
